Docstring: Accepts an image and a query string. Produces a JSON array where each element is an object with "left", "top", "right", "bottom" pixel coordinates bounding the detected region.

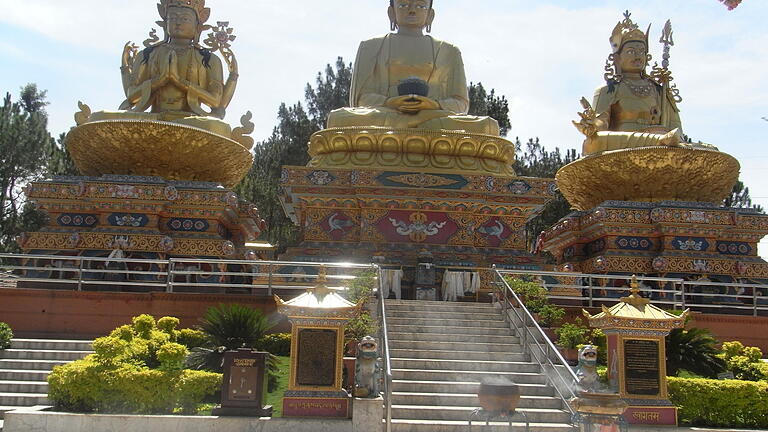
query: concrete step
[
  {"left": 390, "top": 340, "right": 522, "bottom": 353},
  {"left": 0, "top": 382, "right": 48, "bottom": 394},
  {"left": 0, "top": 349, "right": 92, "bottom": 361},
  {"left": 391, "top": 358, "right": 541, "bottom": 374},
  {"left": 387, "top": 310, "right": 502, "bottom": 321},
  {"left": 0, "top": 359, "right": 68, "bottom": 371},
  {"left": 0, "top": 393, "right": 49, "bottom": 407},
  {"left": 10, "top": 339, "right": 93, "bottom": 352},
  {"left": 392, "top": 405, "right": 572, "bottom": 423},
  {"left": 392, "top": 392, "right": 563, "bottom": 409},
  {"left": 391, "top": 419, "right": 573, "bottom": 432},
  {"left": 389, "top": 332, "right": 519, "bottom": 344},
  {"left": 393, "top": 369, "right": 547, "bottom": 385},
  {"left": 0, "top": 370, "right": 50, "bottom": 382},
  {"left": 390, "top": 349, "right": 528, "bottom": 362},
  {"left": 389, "top": 324, "right": 510, "bottom": 336},
  {"left": 388, "top": 317, "right": 509, "bottom": 329},
  {"left": 391, "top": 380, "right": 554, "bottom": 397},
  {"left": 386, "top": 302, "right": 495, "bottom": 315}
]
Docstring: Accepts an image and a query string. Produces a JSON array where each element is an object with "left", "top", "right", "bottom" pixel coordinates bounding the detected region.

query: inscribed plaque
[
  {"left": 296, "top": 328, "right": 337, "bottom": 386},
  {"left": 624, "top": 339, "right": 661, "bottom": 396}
]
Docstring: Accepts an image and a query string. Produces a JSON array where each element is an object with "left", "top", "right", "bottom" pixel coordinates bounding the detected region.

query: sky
[{"left": 1, "top": 0, "right": 767, "bottom": 257}]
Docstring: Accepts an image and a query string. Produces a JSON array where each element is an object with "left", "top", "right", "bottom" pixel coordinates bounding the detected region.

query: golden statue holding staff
[
  {"left": 65, "top": 0, "right": 254, "bottom": 187},
  {"left": 327, "top": 0, "right": 499, "bottom": 135},
  {"left": 556, "top": 11, "right": 739, "bottom": 210}
]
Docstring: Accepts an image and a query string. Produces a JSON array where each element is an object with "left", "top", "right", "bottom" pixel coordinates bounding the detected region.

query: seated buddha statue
[
  {"left": 87, "top": 0, "right": 238, "bottom": 137},
  {"left": 326, "top": 0, "right": 500, "bottom": 135},
  {"left": 573, "top": 12, "right": 712, "bottom": 156}
]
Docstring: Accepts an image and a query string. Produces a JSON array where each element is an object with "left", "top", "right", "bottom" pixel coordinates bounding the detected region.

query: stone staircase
[
  {"left": 385, "top": 300, "right": 573, "bottom": 431},
  {"left": 0, "top": 338, "right": 93, "bottom": 428}
]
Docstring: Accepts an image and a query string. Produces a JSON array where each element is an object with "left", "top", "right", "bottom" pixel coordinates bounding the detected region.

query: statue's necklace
[{"left": 624, "top": 79, "right": 653, "bottom": 98}]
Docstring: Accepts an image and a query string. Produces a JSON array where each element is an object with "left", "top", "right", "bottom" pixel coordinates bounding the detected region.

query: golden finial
[
  {"left": 312, "top": 265, "right": 331, "bottom": 298},
  {"left": 620, "top": 275, "right": 650, "bottom": 307}
]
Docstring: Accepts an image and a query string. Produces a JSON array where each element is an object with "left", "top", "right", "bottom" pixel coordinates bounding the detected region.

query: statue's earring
[
  {"left": 426, "top": 23, "right": 432, "bottom": 33},
  {"left": 390, "top": 21, "right": 398, "bottom": 31},
  {"left": 604, "top": 54, "right": 620, "bottom": 83}
]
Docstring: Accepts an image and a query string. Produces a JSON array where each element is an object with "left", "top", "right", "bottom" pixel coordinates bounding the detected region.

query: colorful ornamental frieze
[
  {"left": 20, "top": 175, "right": 265, "bottom": 258},
  {"left": 542, "top": 201, "right": 768, "bottom": 279},
  {"left": 280, "top": 166, "right": 555, "bottom": 266}
]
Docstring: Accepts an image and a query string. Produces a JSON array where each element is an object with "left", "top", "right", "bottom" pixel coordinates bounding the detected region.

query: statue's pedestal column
[{"left": 352, "top": 396, "right": 383, "bottom": 431}]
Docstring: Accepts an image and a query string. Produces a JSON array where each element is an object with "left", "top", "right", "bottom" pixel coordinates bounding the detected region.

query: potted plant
[{"left": 555, "top": 318, "right": 589, "bottom": 365}]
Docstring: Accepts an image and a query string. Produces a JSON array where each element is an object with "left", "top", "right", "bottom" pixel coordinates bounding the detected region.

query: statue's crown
[
  {"left": 610, "top": 11, "right": 649, "bottom": 53},
  {"left": 158, "top": 0, "right": 211, "bottom": 24}
]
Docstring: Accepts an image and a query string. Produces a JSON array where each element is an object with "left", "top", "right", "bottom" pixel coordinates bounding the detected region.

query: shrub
[
  {"left": 555, "top": 319, "right": 589, "bottom": 349},
  {"left": 719, "top": 341, "right": 768, "bottom": 381},
  {"left": 0, "top": 322, "right": 13, "bottom": 350},
  {"left": 177, "top": 328, "right": 207, "bottom": 349},
  {"left": 345, "top": 311, "right": 377, "bottom": 346},
  {"left": 536, "top": 303, "right": 565, "bottom": 327},
  {"left": 259, "top": 333, "right": 291, "bottom": 356},
  {"left": 668, "top": 377, "right": 768, "bottom": 428},
  {"left": 344, "top": 269, "right": 376, "bottom": 305},
  {"left": 47, "top": 314, "right": 220, "bottom": 414},
  {"left": 504, "top": 277, "right": 548, "bottom": 312},
  {"left": 666, "top": 327, "right": 725, "bottom": 378}
]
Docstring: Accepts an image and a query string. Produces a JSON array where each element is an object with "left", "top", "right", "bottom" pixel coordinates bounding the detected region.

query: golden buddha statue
[
  {"left": 574, "top": 12, "right": 707, "bottom": 156},
  {"left": 64, "top": 0, "right": 254, "bottom": 187},
  {"left": 326, "top": 0, "right": 499, "bottom": 135}
]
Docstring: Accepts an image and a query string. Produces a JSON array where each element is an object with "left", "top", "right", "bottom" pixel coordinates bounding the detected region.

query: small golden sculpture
[
  {"left": 326, "top": 0, "right": 499, "bottom": 135},
  {"left": 65, "top": 0, "right": 254, "bottom": 186},
  {"left": 574, "top": 11, "right": 706, "bottom": 156}
]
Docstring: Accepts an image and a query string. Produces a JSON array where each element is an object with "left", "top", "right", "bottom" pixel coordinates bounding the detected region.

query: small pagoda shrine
[
  {"left": 584, "top": 276, "right": 687, "bottom": 426},
  {"left": 275, "top": 266, "right": 360, "bottom": 418}
]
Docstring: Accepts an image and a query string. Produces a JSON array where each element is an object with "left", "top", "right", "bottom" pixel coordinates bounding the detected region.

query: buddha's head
[
  {"left": 388, "top": 0, "right": 435, "bottom": 33},
  {"left": 156, "top": 0, "right": 212, "bottom": 42},
  {"left": 608, "top": 11, "right": 651, "bottom": 77}
]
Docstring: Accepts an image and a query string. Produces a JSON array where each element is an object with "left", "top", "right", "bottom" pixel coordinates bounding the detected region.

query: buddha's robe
[
  {"left": 583, "top": 79, "right": 685, "bottom": 155},
  {"left": 90, "top": 44, "right": 231, "bottom": 137},
  {"left": 327, "top": 34, "right": 499, "bottom": 135}
]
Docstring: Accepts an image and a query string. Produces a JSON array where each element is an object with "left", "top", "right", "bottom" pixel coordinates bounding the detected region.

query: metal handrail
[
  {"left": 377, "top": 266, "right": 393, "bottom": 432},
  {"left": 493, "top": 269, "right": 578, "bottom": 416}
]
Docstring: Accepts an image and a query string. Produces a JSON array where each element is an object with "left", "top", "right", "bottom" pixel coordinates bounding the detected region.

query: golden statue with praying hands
[
  {"left": 311, "top": 0, "right": 514, "bottom": 175},
  {"left": 65, "top": 0, "right": 254, "bottom": 187}
]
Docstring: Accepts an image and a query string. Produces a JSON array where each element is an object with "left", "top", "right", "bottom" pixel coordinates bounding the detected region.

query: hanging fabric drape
[
  {"left": 380, "top": 269, "right": 404, "bottom": 299},
  {"left": 442, "top": 271, "right": 482, "bottom": 301}
]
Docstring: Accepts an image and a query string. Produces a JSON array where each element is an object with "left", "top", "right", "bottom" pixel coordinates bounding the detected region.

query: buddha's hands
[
  {"left": 167, "top": 51, "right": 188, "bottom": 90},
  {"left": 385, "top": 95, "right": 440, "bottom": 114}
]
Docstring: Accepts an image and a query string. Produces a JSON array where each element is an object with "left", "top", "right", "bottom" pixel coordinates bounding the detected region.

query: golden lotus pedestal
[
  {"left": 280, "top": 126, "right": 556, "bottom": 299},
  {"left": 556, "top": 146, "right": 740, "bottom": 212},
  {"left": 65, "top": 120, "right": 253, "bottom": 188},
  {"left": 544, "top": 145, "right": 768, "bottom": 281}
]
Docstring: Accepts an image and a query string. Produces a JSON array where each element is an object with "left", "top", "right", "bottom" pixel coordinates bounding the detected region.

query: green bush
[
  {"left": 259, "top": 333, "right": 291, "bottom": 356},
  {"left": 668, "top": 377, "right": 768, "bottom": 428},
  {"left": 177, "top": 328, "right": 207, "bottom": 349},
  {"left": 47, "top": 314, "right": 220, "bottom": 414},
  {"left": 719, "top": 341, "right": 768, "bottom": 381},
  {"left": 504, "top": 277, "right": 548, "bottom": 312},
  {"left": 555, "top": 318, "right": 589, "bottom": 349},
  {"left": 0, "top": 322, "right": 13, "bottom": 350}
]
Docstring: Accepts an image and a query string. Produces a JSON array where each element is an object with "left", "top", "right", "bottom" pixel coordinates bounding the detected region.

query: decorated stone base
[
  {"left": 543, "top": 200, "right": 768, "bottom": 280},
  {"left": 20, "top": 175, "right": 265, "bottom": 261},
  {"left": 556, "top": 146, "right": 740, "bottom": 211},
  {"left": 280, "top": 164, "right": 555, "bottom": 278}
]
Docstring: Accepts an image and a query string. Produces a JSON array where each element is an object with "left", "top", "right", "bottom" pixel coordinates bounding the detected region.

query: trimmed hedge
[
  {"left": 668, "top": 377, "right": 768, "bottom": 428},
  {"left": 0, "top": 322, "right": 12, "bottom": 350},
  {"left": 259, "top": 333, "right": 291, "bottom": 356},
  {"left": 47, "top": 314, "right": 221, "bottom": 414}
]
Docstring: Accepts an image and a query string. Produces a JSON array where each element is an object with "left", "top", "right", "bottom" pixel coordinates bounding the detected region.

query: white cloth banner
[
  {"left": 381, "top": 269, "right": 404, "bottom": 300},
  {"left": 442, "top": 271, "right": 482, "bottom": 301}
]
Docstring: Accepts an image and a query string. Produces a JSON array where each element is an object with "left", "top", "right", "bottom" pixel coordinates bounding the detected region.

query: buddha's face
[
  {"left": 617, "top": 41, "right": 648, "bottom": 74},
  {"left": 390, "top": 0, "right": 434, "bottom": 30},
  {"left": 167, "top": 7, "right": 198, "bottom": 40}
]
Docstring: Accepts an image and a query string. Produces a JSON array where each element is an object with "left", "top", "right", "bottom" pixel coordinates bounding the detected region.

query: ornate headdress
[
  {"left": 610, "top": 11, "right": 649, "bottom": 53},
  {"left": 157, "top": 0, "right": 211, "bottom": 24}
]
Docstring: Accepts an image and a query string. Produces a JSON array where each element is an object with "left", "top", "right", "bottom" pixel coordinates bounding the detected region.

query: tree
[
  {"left": 666, "top": 327, "right": 726, "bottom": 378},
  {"left": 724, "top": 180, "right": 764, "bottom": 213},
  {"left": 468, "top": 82, "right": 511, "bottom": 136},
  {"left": 236, "top": 58, "right": 352, "bottom": 251}
]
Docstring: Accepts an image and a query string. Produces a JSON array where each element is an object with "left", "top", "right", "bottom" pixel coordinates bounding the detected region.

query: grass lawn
[{"left": 265, "top": 355, "right": 291, "bottom": 417}]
